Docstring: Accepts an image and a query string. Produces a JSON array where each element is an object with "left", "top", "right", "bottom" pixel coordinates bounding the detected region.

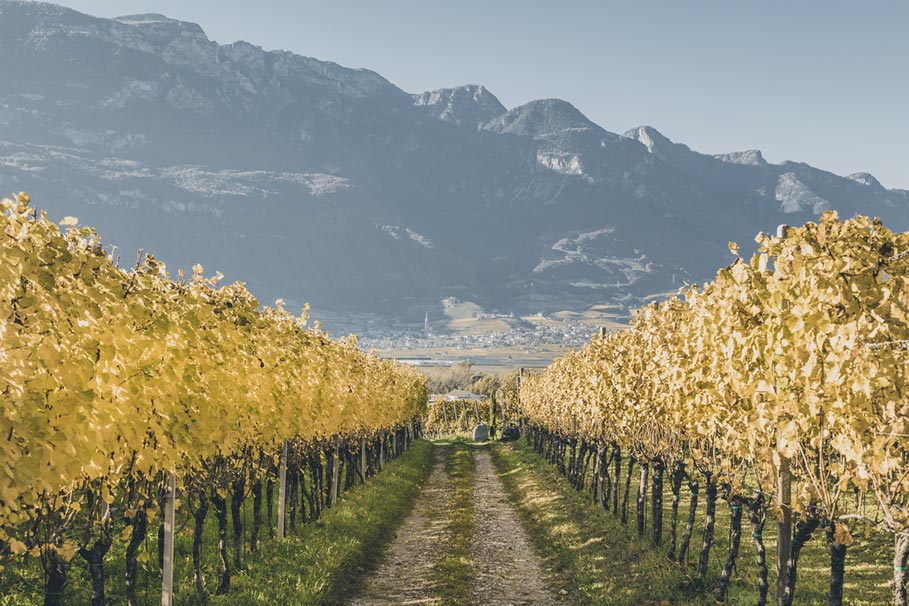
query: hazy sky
[{"left": 59, "top": 1, "right": 908, "bottom": 188}]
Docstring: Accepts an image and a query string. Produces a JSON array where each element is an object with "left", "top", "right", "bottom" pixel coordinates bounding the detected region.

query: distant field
[{"left": 379, "top": 344, "right": 568, "bottom": 373}]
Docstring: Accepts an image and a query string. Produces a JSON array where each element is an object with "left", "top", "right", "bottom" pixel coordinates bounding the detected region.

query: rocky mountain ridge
[{"left": 1, "top": 0, "right": 906, "bottom": 328}]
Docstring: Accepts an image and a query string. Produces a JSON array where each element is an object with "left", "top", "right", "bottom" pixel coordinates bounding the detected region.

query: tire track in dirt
[
  {"left": 469, "top": 448, "right": 561, "bottom": 606},
  {"left": 349, "top": 446, "right": 452, "bottom": 606}
]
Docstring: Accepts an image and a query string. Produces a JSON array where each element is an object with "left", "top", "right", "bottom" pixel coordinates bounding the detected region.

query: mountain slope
[
  {"left": 1, "top": 0, "right": 907, "bottom": 327},
  {"left": 414, "top": 84, "right": 506, "bottom": 127}
]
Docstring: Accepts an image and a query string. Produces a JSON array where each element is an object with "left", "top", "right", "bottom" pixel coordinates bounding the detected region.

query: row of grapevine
[
  {"left": 423, "top": 397, "right": 494, "bottom": 436},
  {"left": 519, "top": 212, "right": 909, "bottom": 606},
  {"left": 0, "top": 194, "right": 428, "bottom": 605}
]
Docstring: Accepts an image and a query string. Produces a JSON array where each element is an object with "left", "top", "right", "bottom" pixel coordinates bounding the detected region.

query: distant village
[{"left": 357, "top": 315, "right": 600, "bottom": 354}]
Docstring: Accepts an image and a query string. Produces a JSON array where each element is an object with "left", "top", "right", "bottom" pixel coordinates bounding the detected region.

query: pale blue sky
[{"left": 59, "top": 1, "right": 908, "bottom": 188}]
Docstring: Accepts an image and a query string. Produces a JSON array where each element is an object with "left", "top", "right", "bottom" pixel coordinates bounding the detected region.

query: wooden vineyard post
[
  {"left": 775, "top": 223, "right": 792, "bottom": 606},
  {"left": 571, "top": 415, "right": 579, "bottom": 483},
  {"left": 277, "top": 440, "right": 288, "bottom": 539},
  {"left": 161, "top": 471, "right": 176, "bottom": 606},
  {"left": 360, "top": 436, "right": 367, "bottom": 483},
  {"left": 442, "top": 402, "right": 449, "bottom": 434},
  {"left": 777, "top": 456, "right": 792, "bottom": 606},
  {"left": 330, "top": 440, "right": 340, "bottom": 506},
  {"left": 592, "top": 447, "right": 601, "bottom": 502},
  {"left": 517, "top": 368, "right": 524, "bottom": 434},
  {"left": 473, "top": 400, "right": 480, "bottom": 424},
  {"left": 379, "top": 435, "right": 386, "bottom": 470}
]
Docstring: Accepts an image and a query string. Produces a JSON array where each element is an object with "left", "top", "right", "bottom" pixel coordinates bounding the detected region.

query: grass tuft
[{"left": 431, "top": 440, "right": 476, "bottom": 606}]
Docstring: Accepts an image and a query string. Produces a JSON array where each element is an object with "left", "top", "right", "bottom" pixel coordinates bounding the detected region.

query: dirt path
[
  {"left": 349, "top": 444, "right": 560, "bottom": 606},
  {"left": 349, "top": 447, "right": 452, "bottom": 606},
  {"left": 469, "top": 448, "right": 560, "bottom": 606}
]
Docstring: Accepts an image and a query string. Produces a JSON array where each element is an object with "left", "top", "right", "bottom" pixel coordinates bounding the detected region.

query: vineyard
[
  {"left": 0, "top": 194, "right": 427, "bottom": 605},
  {"left": 5, "top": 191, "right": 909, "bottom": 606},
  {"left": 519, "top": 212, "right": 909, "bottom": 606}
]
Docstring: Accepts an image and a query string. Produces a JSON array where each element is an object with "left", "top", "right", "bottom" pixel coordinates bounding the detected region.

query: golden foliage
[
  {"left": 521, "top": 212, "right": 909, "bottom": 531},
  {"left": 0, "top": 194, "right": 427, "bottom": 553}
]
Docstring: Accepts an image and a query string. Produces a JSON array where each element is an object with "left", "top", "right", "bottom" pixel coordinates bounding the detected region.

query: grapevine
[
  {"left": 0, "top": 194, "right": 428, "bottom": 603},
  {"left": 520, "top": 212, "right": 909, "bottom": 606}
]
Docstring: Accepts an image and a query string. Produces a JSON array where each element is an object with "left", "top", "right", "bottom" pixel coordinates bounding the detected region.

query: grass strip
[
  {"left": 211, "top": 439, "right": 434, "bottom": 606},
  {"left": 431, "top": 439, "right": 476, "bottom": 606},
  {"left": 491, "top": 440, "right": 696, "bottom": 606}
]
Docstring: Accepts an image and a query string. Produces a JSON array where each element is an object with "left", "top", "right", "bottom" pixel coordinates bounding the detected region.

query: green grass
[
  {"left": 6, "top": 437, "right": 890, "bottom": 606},
  {"left": 212, "top": 440, "right": 434, "bottom": 606},
  {"left": 0, "top": 440, "right": 435, "bottom": 606},
  {"left": 430, "top": 439, "right": 476, "bottom": 606},
  {"left": 490, "top": 440, "right": 892, "bottom": 606}
]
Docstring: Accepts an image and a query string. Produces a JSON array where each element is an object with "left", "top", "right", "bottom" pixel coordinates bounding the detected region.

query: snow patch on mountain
[
  {"left": 559, "top": 227, "right": 617, "bottom": 248},
  {"left": 536, "top": 152, "right": 588, "bottom": 179},
  {"left": 568, "top": 254, "right": 655, "bottom": 289},
  {"left": 847, "top": 172, "right": 882, "bottom": 188},
  {"left": 0, "top": 151, "right": 46, "bottom": 172},
  {"left": 535, "top": 227, "right": 610, "bottom": 267},
  {"left": 151, "top": 167, "right": 351, "bottom": 198},
  {"left": 534, "top": 227, "right": 655, "bottom": 287},
  {"left": 0, "top": 138, "right": 351, "bottom": 198},
  {"left": 775, "top": 172, "right": 830, "bottom": 214},
  {"left": 299, "top": 174, "right": 353, "bottom": 196},
  {"left": 379, "top": 225, "right": 434, "bottom": 249}
]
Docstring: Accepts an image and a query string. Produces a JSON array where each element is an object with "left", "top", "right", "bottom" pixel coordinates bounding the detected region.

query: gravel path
[
  {"left": 349, "top": 444, "right": 560, "bottom": 606},
  {"left": 469, "top": 448, "right": 560, "bottom": 606},
  {"left": 349, "top": 447, "right": 452, "bottom": 606}
]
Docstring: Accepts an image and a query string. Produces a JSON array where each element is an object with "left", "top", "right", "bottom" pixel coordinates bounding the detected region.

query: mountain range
[{"left": 2, "top": 0, "right": 907, "bottom": 329}]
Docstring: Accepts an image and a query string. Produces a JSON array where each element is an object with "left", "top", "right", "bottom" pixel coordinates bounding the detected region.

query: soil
[
  {"left": 469, "top": 449, "right": 560, "bottom": 605},
  {"left": 349, "top": 446, "right": 452, "bottom": 606}
]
